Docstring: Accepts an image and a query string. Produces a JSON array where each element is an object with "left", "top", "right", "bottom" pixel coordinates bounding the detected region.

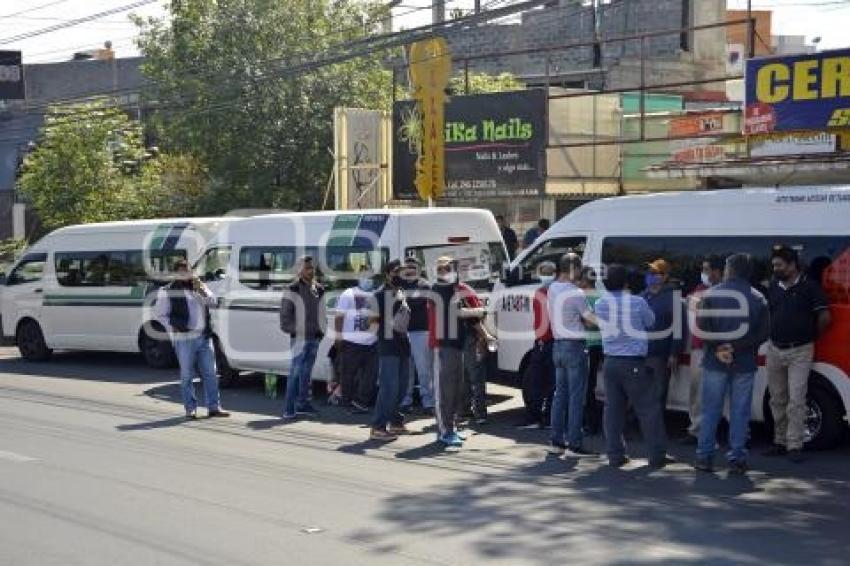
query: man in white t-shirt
[{"left": 335, "top": 265, "right": 379, "bottom": 413}]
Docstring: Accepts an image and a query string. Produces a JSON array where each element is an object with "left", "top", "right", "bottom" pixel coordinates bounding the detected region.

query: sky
[{"left": 0, "top": 0, "right": 847, "bottom": 64}]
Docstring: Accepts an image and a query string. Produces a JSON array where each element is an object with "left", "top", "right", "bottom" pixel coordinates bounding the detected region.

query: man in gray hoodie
[{"left": 280, "top": 256, "right": 325, "bottom": 420}]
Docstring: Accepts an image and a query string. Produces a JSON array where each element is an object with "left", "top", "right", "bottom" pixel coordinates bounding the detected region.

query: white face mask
[
  {"left": 358, "top": 277, "right": 374, "bottom": 291},
  {"left": 700, "top": 272, "right": 712, "bottom": 287},
  {"left": 438, "top": 272, "right": 457, "bottom": 284},
  {"left": 539, "top": 275, "right": 555, "bottom": 284}
]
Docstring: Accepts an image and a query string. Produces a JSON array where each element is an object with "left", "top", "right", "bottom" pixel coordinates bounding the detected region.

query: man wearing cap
[{"left": 641, "top": 259, "right": 687, "bottom": 412}]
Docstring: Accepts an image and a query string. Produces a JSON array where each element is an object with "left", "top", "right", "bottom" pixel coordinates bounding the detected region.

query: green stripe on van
[
  {"left": 327, "top": 214, "right": 361, "bottom": 247},
  {"left": 149, "top": 224, "right": 171, "bottom": 251}
]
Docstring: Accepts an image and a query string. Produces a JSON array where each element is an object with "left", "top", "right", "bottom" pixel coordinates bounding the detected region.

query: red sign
[
  {"left": 744, "top": 103, "right": 777, "bottom": 135},
  {"left": 670, "top": 113, "right": 725, "bottom": 137}
]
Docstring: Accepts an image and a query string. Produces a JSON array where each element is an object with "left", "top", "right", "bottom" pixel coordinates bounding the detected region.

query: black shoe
[
  {"left": 350, "top": 401, "right": 370, "bottom": 415},
  {"left": 208, "top": 409, "right": 230, "bottom": 418},
  {"left": 609, "top": 456, "right": 629, "bottom": 468},
  {"left": 649, "top": 455, "right": 675, "bottom": 469},
  {"left": 567, "top": 445, "right": 597, "bottom": 456},
  {"left": 421, "top": 407, "right": 435, "bottom": 417},
  {"left": 185, "top": 412, "right": 197, "bottom": 421},
  {"left": 399, "top": 405, "right": 412, "bottom": 414},
  {"left": 787, "top": 449, "right": 804, "bottom": 463},
  {"left": 296, "top": 404, "right": 319, "bottom": 417},
  {"left": 679, "top": 435, "right": 698, "bottom": 446},
  {"left": 728, "top": 459, "right": 749, "bottom": 474},
  {"left": 762, "top": 444, "right": 788, "bottom": 457},
  {"left": 694, "top": 457, "right": 714, "bottom": 472}
]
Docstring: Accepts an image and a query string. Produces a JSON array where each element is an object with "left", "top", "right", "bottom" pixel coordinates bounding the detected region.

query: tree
[
  {"left": 134, "top": 0, "right": 392, "bottom": 212},
  {"left": 17, "top": 100, "right": 164, "bottom": 231}
]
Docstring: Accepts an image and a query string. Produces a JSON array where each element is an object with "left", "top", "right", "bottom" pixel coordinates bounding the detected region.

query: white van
[
  {"left": 199, "top": 208, "right": 507, "bottom": 383},
  {"left": 494, "top": 186, "right": 850, "bottom": 449},
  {"left": 0, "top": 218, "right": 233, "bottom": 367}
]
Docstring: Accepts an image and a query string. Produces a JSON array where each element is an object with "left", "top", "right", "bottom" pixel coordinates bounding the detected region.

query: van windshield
[{"left": 405, "top": 242, "right": 506, "bottom": 291}]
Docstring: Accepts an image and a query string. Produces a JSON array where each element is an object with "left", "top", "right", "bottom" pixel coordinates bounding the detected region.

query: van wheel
[
  {"left": 16, "top": 319, "right": 52, "bottom": 362},
  {"left": 214, "top": 339, "right": 239, "bottom": 388},
  {"left": 140, "top": 328, "right": 175, "bottom": 369},
  {"left": 804, "top": 383, "right": 844, "bottom": 450}
]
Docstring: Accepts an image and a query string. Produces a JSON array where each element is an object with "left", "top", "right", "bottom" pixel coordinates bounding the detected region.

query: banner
[
  {"left": 393, "top": 89, "right": 546, "bottom": 200},
  {"left": 744, "top": 48, "right": 850, "bottom": 135},
  {"left": 0, "top": 50, "right": 24, "bottom": 100},
  {"left": 333, "top": 108, "right": 389, "bottom": 210}
]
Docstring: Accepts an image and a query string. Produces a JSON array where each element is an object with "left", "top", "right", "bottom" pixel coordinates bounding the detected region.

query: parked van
[
  {"left": 0, "top": 218, "right": 233, "bottom": 367},
  {"left": 200, "top": 208, "right": 507, "bottom": 382},
  {"left": 495, "top": 186, "right": 850, "bottom": 449}
]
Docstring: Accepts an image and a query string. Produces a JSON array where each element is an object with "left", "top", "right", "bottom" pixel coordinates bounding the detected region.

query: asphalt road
[{"left": 1, "top": 347, "right": 849, "bottom": 566}]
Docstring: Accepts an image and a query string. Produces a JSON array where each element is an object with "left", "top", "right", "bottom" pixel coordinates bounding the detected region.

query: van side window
[
  {"left": 55, "top": 250, "right": 180, "bottom": 287},
  {"left": 239, "top": 247, "right": 299, "bottom": 290},
  {"left": 195, "top": 247, "right": 232, "bottom": 282},
  {"left": 6, "top": 253, "right": 47, "bottom": 286},
  {"left": 520, "top": 237, "right": 587, "bottom": 283},
  {"left": 147, "top": 250, "right": 188, "bottom": 281}
]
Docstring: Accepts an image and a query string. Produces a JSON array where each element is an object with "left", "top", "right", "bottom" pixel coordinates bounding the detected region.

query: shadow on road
[{"left": 0, "top": 350, "right": 169, "bottom": 384}]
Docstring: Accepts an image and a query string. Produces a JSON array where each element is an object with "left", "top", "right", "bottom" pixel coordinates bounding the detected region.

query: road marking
[{"left": 0, "top": 450, "right": 37, "bottom": 463}]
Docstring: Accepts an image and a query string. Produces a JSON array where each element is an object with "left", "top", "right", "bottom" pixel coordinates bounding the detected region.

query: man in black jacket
[
  {"left": 155, "top": 260, "right": 229, "bottom": 420},
  {"left": 279, "top": 256, "right": 325, "bottom": 420}
]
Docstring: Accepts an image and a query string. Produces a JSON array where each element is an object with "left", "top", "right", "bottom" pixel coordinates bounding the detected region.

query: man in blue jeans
[
  {"left": 155, "top": 260, "right": 229, "bottom": 420},
  {"left": 547, "top": 253, "right": 596, "bottom": 456},
  {"left": 279, "top": 256, "right": 325, "bottom": 420},
  {"left": 694, "top": 253, "right": 769, "bottom": 474},
  {"left": 370, "top": 260, "right": 411, "bottom": 440}
]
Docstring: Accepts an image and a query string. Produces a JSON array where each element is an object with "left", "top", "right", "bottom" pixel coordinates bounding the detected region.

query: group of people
[
  {"left": 156, "top": 243, "right": 832, "bottom": 472},
  {"left": 525, "top": 246, "right": 831, "bottom": 472}
]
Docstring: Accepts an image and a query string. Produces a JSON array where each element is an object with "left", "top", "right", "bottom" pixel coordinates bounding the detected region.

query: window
[
  {"left": 6, "top": 253, "right": 46, "bottom": 286},
  {"left": 405, "top": 242, "right": 507, "bottom": 291},
  {"left": 54, "top": 249, "right": 186, "bottom": 287},
  {"left": 239, "top": 247, "right": 302, "bottom": 290},
  {"left": 601, "top": 236, "right": 850, "bottom": 295},
  {"left": 195, "top": 247, "right": 232, "bottom": 282},
  {"left": 519, "top": 236, "right": 587, "bottom": 283}
]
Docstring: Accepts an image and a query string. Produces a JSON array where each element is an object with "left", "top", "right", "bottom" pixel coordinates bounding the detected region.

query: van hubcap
[{"left": 804, "top": 400, "right": 822, "bottom": 444}]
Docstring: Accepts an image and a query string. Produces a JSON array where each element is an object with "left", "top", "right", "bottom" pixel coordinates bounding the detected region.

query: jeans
[
  {"left": 372, "top": 355, "right": 410, "bottom": 429},
  {"left": 646, "top": 355, "right": 672, "bottom": 409},
  {"left": 173, "top": 335, "right": 219, "bottom": 414},
  {"left": 603, "top": 356, "right": 667, "bottom": 462},
  {"left": 436, "top": 347, "right": 463, "bottom": 437},
  {"left": 526, "top": 340, "right": 554, "bottom": 424},
  {"left": 687, "top": 350, "right": 705, "bottom": 437},
  {"left": 766, "top": 342, "right": 814, "bottom": 450},
  {"left": 402, "top": 330, "right": 434, "bottom": 408},
  {"left": 698, "top": 368, "right": 755, "bottom": 463},
  {"left": 339, "top": 341, "right": 378, "bottom": 406},
  {"left": 550, "top": 339, "right": 588, "bottom": 448},
  {"left": 283, "top": 338, "right": 320, "bottom": 416},
  {"left": 463, "top": 334, "right": 488, "bottom": 419}
]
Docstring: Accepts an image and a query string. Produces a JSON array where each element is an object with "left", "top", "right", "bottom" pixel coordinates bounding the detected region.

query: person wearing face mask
[
  {"left": 764, "top": 246, "right": 832, "bottom": 463},
  {"left": 428, "top": 257, "right": 487, "bottom": 447},
  {"left": 335, "top": 264, "right": 379, "bottom": 414},
  {"left": 681, "top": 255, "right": 725, "bottom": 444},
  {"left": 154, "top": 260, "right": 229, "bottom": 420},
  {"left": 518, "top": 261, "right": 557, "bottom": 428},
  {"left": 399, "top": 256, "right": 435, "bottom": 415},
  {"left": 641, "top": 259, "right": 687, "bottom": 413}
]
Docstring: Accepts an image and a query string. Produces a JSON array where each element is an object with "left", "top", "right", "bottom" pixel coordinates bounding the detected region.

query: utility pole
[{"left": 433, "top": 0, "right": 445, "bottom": 23}]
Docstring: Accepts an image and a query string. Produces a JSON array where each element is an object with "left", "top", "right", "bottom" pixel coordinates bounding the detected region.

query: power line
[
  {"left": 0, "top": 0, "right": 159, "bottom": 46},
  {"left": 0, "top": 0, "right": 72, "bottom": 20}
]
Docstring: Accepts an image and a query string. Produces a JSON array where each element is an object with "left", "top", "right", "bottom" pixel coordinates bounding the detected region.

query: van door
[{"left": 2, "top": 253, "right": 48, "bottom": 344}]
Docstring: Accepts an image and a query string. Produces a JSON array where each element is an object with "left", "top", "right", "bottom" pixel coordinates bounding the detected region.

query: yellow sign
[{"left": 409, "top": 38, "right": 451, "bottom": 201}]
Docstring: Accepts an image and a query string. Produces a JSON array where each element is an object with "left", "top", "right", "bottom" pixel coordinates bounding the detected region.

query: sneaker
[
  {"left": 728, "top": 459, "right": 748, "bottom": 474},
  {"left": 421, "top": 407, "right": 435, "bottom": 417},
  {"left": 567, "top": 445, "right": 597, "bottom": 456},
  {"left": 370, "top": 428, "right": 397, "bottom": 441},
  {"left": 447, "top": 432, "right": 464, "bottom": 447},
  {"left": 455, "top": 430, "right": 468, "bottom": 441},
  {"left": 679, "top": 435, "right": 698, "bottom": 446},
  {"left": 649, "top": 455, "right": 676, "bottom": 469},
  {"left": 762, "top": 444, "right": 788, "bottom": 457},
  {"left": 296, "top": 403, "right": 318, "bottom": 417},
  {"left": 547, "top": 442, "right": 567, "bottom": 456},
  {"left": 609, "top": 456, "right": 630, "bottom": 468},
  {"left": 208, "top": 409, "right": 230, "bottom": 418},
  {"left": 517, "top": 421, "right": 542, "bottom": 430},
  {"left": 693, "top": 457, "right": 714, "bottom": 472},
  {"left": 281, "top": 413, "right": 297, "bottom": 422},
  {"left": 350, "top": 401, "right": 370, "bottom": 415},
  {"left": 185, "top": 412, "right": 197, "bottom": 421},
  {"left": 388, "top": 424, "right": 410, "bottom": 436},
  {"left": 787, "top": 449, "right": 804, "bottom": 463}
]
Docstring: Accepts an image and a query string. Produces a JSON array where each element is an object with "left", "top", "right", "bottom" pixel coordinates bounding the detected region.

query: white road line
[{"left": 0, "top": 450, "right": 38, "bottom": 463}]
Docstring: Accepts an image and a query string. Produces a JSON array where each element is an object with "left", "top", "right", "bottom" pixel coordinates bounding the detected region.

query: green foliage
[
  {"left": 17, "top": 100, "right": 164, "bottom": 232},
  {"left": 134, "top": 0, "right": 393, "bottom": 212},
  {"left": 0, "top": 238, "right": 27, "bottom": 275}
]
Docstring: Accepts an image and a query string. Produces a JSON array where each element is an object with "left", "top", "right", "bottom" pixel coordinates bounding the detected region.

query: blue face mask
[{"left": 645, "top": 273, "right": 663, "bottom": 288}]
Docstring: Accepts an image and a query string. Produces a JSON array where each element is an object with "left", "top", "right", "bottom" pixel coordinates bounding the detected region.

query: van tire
[
  {"left": 214, "top": 338, "right": 239, "bottom": 388},
  {"left": 140, "top": 325, "right": 176, "bottom": 369},
  {"left": 16, "top": 319, "right": 52, "bottom": 362},
  {"left": 805, "top": 382, "right": 844, "bottom": 451}
]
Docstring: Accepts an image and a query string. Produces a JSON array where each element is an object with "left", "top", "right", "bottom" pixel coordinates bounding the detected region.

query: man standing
[
  {"left": 430, "top": 257, "right": 487, "bottom": 447},
  {"left": 765, "top": 246, "right": 832, "bottom": 463},
  {"left": 279, "top": 256, "right": 325, "bottom": 421},
  {"left": 595, "top": 264, "right": 669, "bottom": 468},
  {"left": 579, "top": 266, "right": 604, "bottom": 435},
  {"left": 547, "top": 253, "right": 595, "bottom": 455},
  {"left": 694, "top": 254, "right": 769, "bottom": 473},
  {"left": 523, "top": 218, "right": 551, "bottom": 249},
  {"left": 520, "top": 261, "right": 556, "bottom": 428},
  {"left": 335, "top": 265, "right": 379, "bottom": 414},
  {"left": 155, "top": 260, "right": 229, "bottom": 420},
  {"left": 682, "top": 255, "right": 725, "bottom": 445},
  {"left": 641, "top": 258, "right": 686, "bottom": 410},
  {"left": 400, "top": 257, "right": 435, "bottom": 415},
  {"left": 496, "top": 215, "right": 518, "bottom": 260},
  {"left": 370, "top": 260, "right": 411, "bottom": 440}
]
